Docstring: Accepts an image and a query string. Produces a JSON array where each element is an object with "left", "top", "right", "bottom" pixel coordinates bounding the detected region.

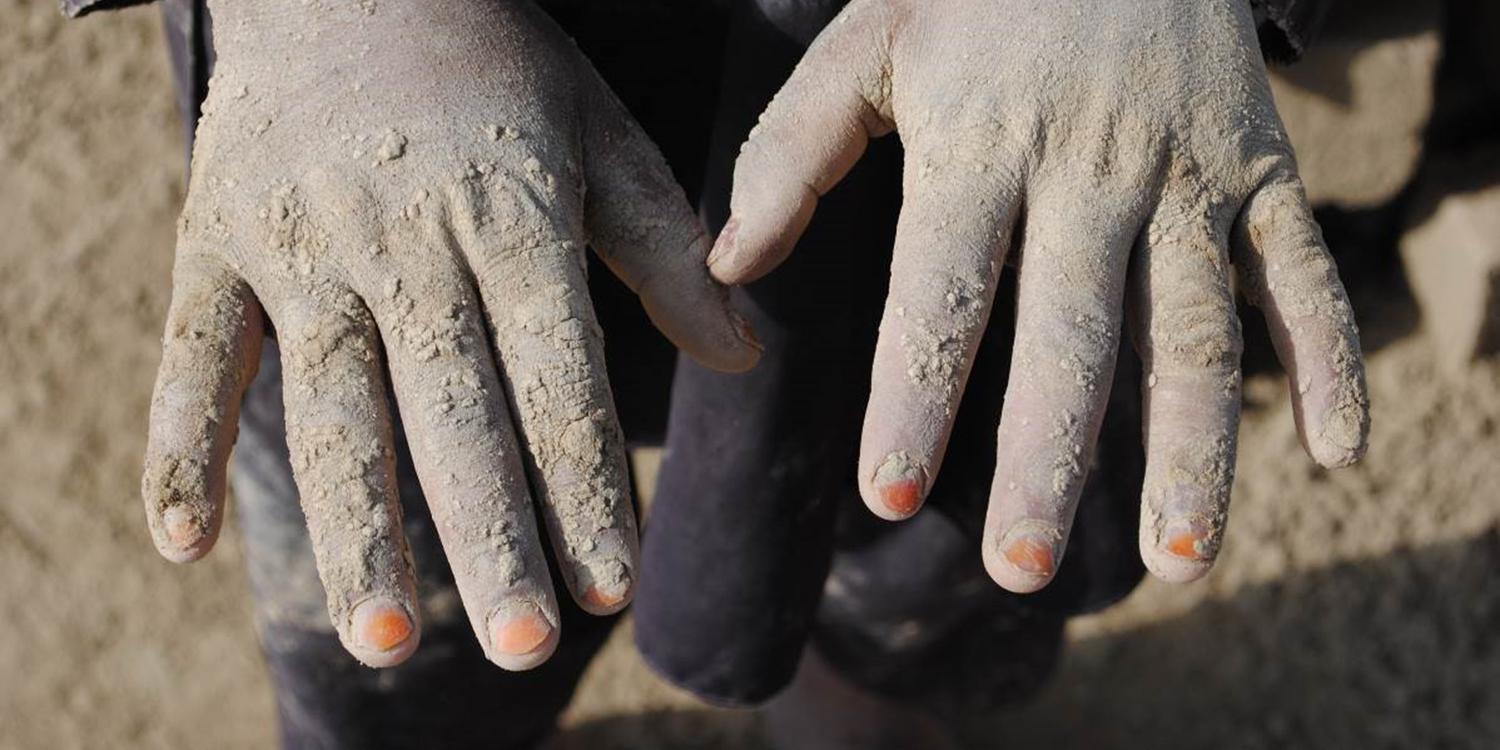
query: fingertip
[
  {"left": 561, "top": 546, "right": 636, "bottom": 616},
  {"left": 684, "top": 346, "right": 762, "bottom": 375},
  {"left": 864, "top": 453, "right": 928, "bottom": 520},
  {"left": 704, "top": 216, "right": 740, "bottom": 278},
  {"left": 684, "top": 310, "right": 764, "bottom": 374},
  {"left": 1292, "top": 366, "right": 1370, "bottom": 469},
  {"left": 153, "top": 540, "right": 213, "bottom": 565},
  {"left": 141, "top": 457, "right": 219, "bottom": 561},
  {"left": 162, "top": 505, "right": 204, "bottom": 548},
  {"left": 706, "top": 205, "right": 805, "bottom": 286},
  {"left": 347, "top": 597, "right": 420, "bottom": 668},
  {"left": 1304, "top": 400, "right": 1370, "bottom": 469},
  {"left": 1306, "top": 436, "right": 1367, "bottom": 470},
  {"left": 153, "top": 504, "right": 218, "bottom": 563},
  {"left": 575, "top": 570, "right": 633, "bottom": 616},
  {"left": 581, "top": 583, "right": 629, "bottom": 613},
  {"left": 487, "top": 601, "right": 560, "bottom": 671},
  {"left": 1144, "top": 553, "right": 1216, "bottom": 584},
  {"left": 876, "top": 479, "right": 923, "bottom": 518},
  {"left": 984, "top": 521, "right": 1062, "bottom": 594},
  {"left": 1141, "top": 519, "right": 1219, "bottom": 584}
]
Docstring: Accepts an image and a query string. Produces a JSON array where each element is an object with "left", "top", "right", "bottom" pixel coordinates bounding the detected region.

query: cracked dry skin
[
  {"left": 140, "top": 0, "right": 759, "bottom": 671},
  {"left": 705, "top": 0, "right": 1370, "bottom": 591}
]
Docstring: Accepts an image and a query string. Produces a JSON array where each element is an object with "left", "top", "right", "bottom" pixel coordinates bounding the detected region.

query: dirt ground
[{"left": 2, "top": 3, "right": 1496, "bottom": 749}]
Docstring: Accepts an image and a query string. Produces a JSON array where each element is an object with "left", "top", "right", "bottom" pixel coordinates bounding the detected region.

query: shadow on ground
[
  {"left": 983, "top": 531, "right": 1500, "bottom": 749},
  {"left": 552, "top": 532, "right": 1498, "bottom": 749},
  {"left": 552, "top": 707, "right": 767, "bottom": 750}
]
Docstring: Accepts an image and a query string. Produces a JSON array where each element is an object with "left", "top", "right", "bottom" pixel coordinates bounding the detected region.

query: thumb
[{"left": 708, "top": 0, "right": 897, "bottom": 285}]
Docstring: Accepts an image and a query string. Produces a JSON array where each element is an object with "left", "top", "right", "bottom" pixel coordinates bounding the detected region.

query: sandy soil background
[{"left": 2, "top": 2, "right": 1496, "bottom": 748}]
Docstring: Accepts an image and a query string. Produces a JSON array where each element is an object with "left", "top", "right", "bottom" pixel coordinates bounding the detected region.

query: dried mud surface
[{"left": 2, "top": 3, "right": 1495, "bottom": 749}]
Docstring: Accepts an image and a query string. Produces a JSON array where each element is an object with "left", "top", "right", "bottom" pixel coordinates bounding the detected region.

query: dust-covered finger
[
  {"left": 465, "top": 229, "right": 638, "bottom": 617},
  {"left": 706, "top": 0, "right": 897, "bottom": 285},
  {"left": 143, "top": 254, "right": 263, "bottom": 562},
  {"left": 358, "top": 260, "right": 561, "bottom": 671},
  {"left": 857, "top": 152, "right": 1020, "bottom": 520},
  {"left": 982, "top": 194, "right": 1137, "bottom": 593},
  {"left": 1234, "top": 175, "right": 1369, "bottom": 468},
  {"left": 578, "top": 67, "right": 762, "bottom": 373},
  {"left": 1130, "top": 197, "right": 1243, "bottom": 583},
  {"left": 275, "top": 294, "right": 420, "bottom": 668}
]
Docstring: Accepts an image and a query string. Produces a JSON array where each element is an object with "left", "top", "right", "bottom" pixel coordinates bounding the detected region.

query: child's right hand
[{"left": 140, "top": 0, "right": 758, "bottom": 670}]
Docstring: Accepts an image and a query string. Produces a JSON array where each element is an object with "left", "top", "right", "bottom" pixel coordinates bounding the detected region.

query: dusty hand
[
  {"left": 709, "top": 0, "right": 1368, "bottom": 590},
  {"left": 142, "top": 0, "right": 759, "bottom": 669}
]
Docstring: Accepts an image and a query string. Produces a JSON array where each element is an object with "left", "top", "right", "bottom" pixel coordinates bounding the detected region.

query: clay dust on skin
[
  {"left": 141, "top": 0, "right": 758, "bottom": 669},
  {"left": 707, "top": 0, "right": 1369, "bottom": 590}
]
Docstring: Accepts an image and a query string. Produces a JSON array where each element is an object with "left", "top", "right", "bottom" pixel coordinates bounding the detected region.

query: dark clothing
[
  {"left": 59, "top": 0, "right": 1338, "bottom": 61},
  {"left": 1254, "top": 0, "right": 1335, "bottom": 61},
  {"left": 65, "top": 0, "right": 1335, "bottom": 746},
  {"left": 60, "top": 0, "right": 149, "bottom": 15}
]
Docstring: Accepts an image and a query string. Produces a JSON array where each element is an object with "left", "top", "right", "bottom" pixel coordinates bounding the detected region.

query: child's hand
[
  {"left": 141, "top": 0, "right": 758, "bottom": 670},
  {"left": 709, "top": 0, "right": 1368, "bottom": 591}
]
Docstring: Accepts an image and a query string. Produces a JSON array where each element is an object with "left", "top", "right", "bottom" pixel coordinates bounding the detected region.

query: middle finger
[
  {"left": 982, "top": 183, "right": 1143, "bottom": 593},
  {"left": 458, "top": 185, "right": 638, "bottom": 616},
  {"left": 357, "top": 241, "right": 564, "bottom": 671}
]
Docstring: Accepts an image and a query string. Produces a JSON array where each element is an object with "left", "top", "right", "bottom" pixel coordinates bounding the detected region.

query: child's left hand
[{"left": 707, "top": 0, "right": 1369, "bottom": 590}]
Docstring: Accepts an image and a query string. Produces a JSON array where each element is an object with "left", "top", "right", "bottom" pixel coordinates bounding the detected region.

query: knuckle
[
  {"left": 371, "top": 273, "right": 477, "bottom": 365},
  {"left": 1144, "top": 294, "right": 1243, "bottom": 373}
]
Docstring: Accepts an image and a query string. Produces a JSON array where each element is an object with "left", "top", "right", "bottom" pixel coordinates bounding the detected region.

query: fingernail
[
  {"left": 351, "top": 598, "right": 415, "bottom": 653},
  {"left": 162, "top": 505, "right": 204, "bottom": 550},
  {"left": 729, "top": 311, "right": 764, "bottom": 352},
  {"left": 706, "top": 217, "right": 739, "bottom": 269},
  {"left": 999, "top": 525, "right": 1058, "bottom": 577},
  {"left": 872, "top": 453, "right": 926, "bottom": 517},
  {"left": 1163, "top": 518, "right": 1214, "bottom": 561},
  {"left": 581, "top": 573, "right": 632, "bottom": 611},
  {"left": 488, "top": 603, "right": 555, "bottom": 656}
]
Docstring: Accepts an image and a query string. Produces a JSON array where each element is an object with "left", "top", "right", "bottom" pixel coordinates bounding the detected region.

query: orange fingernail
[
  {"left": 1164, "top": 520, "right": 1213, "bottom": 561},
  {"left": 582, "top": 581, "right": 630, "bottom": 611},
  {"left": 873, "top": 454, "right": 926, "bottom": 517},
  {"left": 1001, "top": 530, "right": 1057, "bottom": 576},
  {"left": 489, "top": 605, "right": 554, "bottom": 656},
  {"left": 879, "top": 479, "right": 923, "bottom": 516},
  {"left": 162, "top": 505, "right": 204, "bottom": 549},
  {"left": 352, "top": 598, "right": 414, "bottom": 653}
]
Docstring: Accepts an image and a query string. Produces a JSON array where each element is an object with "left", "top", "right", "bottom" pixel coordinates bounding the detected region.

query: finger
[
  {"left": 857, "top": 150, "right": 1021, "bottom": 520},
  {"left": 982, "top": 194, "right": 1137, "bottom": 593},
  {"left": 578, "top": 67, "right": 762, "bottom": 373},
  {"left": 707, "top": 0, "right": 897, "bottom": 284},
  {"left": 1234, "top": 175, "right": 1369, "bottom": 468},
  {"left": 358, "top": 260, "right": 562, "bottom": 671},
  {"left": 143, "top": 255, "right": 263, "bottom": 562},
  {"left": 275, "top": 294, "right": 420, "bottom": 668},
  {"left": 462, "top": 220, "right": 638, "bottom": 616},
  {"left": 1130, "top": 197, "right": 1243, "bottom": 583}
]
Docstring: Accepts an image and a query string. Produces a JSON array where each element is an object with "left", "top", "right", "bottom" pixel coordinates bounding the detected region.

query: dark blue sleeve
[
  {"left": 1253, "top": 0, "right": 1337, "bottom": 62},
  {"left": 60, "top": 0, "right": 154, "bottom": 17}
]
